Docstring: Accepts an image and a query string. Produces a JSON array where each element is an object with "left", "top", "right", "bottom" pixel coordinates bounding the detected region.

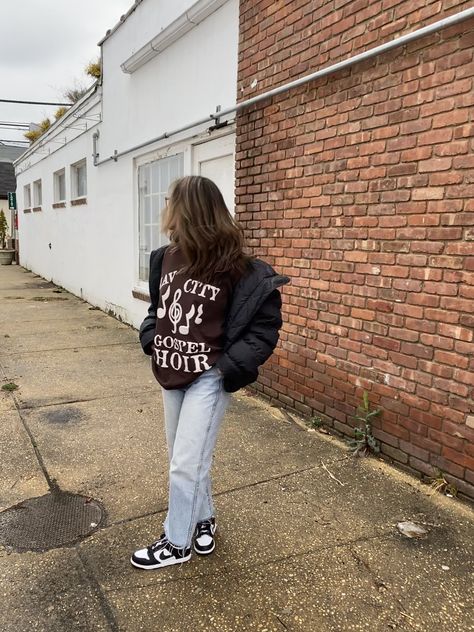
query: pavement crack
[
  {"left": 105, "top": 460, "right": 349, "bottom": 530},
  {"left": 3, "top": 341, "right": 139, "bottom": 356},
  {"left": 105, "top": 532, "right": 393, "bottom": 594},
  {"left": 76, "top": 547, "right": 121, "bottom": 632},
  {"left": 0, "top": 360, "right": 57, "bottom": 492},
  {"left": 348, "top": 547, "right": 388, "bottom": 591},
  {"left": 18, "top": 389, "right": 157, "bottom": 410},
  {"left": 272, "top": 612, "right": 289, "bottom": 630}
]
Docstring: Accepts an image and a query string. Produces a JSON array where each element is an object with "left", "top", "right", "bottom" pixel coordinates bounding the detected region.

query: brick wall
[{"left": 235, "top": 0, "right": 474, "bottom": 499}]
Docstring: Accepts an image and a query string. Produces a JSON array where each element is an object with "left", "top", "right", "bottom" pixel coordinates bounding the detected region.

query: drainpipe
[
  {"left": 92, "top": 130, "right": 100, "bottom": 166},
  {"left": 95, "top": 6, "right": 474, "bottom": 167}
]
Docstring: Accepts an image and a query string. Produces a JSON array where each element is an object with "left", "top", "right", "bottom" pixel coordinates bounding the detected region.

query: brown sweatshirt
[{"left": 152, "top": 246, "right": 235, "bottom": 389}]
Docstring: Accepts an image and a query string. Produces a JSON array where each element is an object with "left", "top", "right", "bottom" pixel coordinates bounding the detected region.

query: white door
[{"left": 192, "top": 134, "right": 235, "bottom": 214}]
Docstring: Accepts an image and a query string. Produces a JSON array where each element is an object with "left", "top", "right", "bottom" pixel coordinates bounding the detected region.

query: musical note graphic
[
  {"left": 157, "top": 286, "right": 170, "bottom": 319},
  {"left": 169, "top": 289, "right": 183, "bottom": 333},
  {"left": 195, "top": 304, "right": 203, "bottom": 325},
  {"left": 179, "top": 304, "right": 195, "bottom": 335},
  {"left": 178, "top": 303, "right": 205, "bottom": 334}
]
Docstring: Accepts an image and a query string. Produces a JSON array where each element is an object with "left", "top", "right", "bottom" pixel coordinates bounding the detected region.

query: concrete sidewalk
[{"left": 0, "top": 264, "right": 473, "bottom": 632}]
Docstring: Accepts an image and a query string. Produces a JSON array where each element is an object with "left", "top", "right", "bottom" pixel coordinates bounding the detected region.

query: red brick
[
  {"left": 236, "top": 4, "right": 474, "bottom": 497},
  {"left": 441, "top": 447, "right": 474, "bottom": 471},
  {"left": 430, "top": 455, "right": 465, "bottom": 479},
  {"left": 412, "top": 188, "right": 444, "bottom": 200}
]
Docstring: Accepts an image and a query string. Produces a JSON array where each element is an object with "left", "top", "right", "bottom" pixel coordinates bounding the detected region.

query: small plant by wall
[
  {"left": 85, "top": 59, "right": 101, "bottom": 80},
  {"left": 54, "top": 107, "right": 69, "bottom": 120},
  {"left": 0, "top": 210, "right": 9, "bottom": 248},
  {"left": 24, "top": 118, "right": 51, "bottom": 143},
  {"left": 349, "top": 391, "right": 381, "bottom": 457}
]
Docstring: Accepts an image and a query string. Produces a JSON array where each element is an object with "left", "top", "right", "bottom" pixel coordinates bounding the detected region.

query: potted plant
[{"left": 0, "top": 209, "right": 15, "bottom": 265}]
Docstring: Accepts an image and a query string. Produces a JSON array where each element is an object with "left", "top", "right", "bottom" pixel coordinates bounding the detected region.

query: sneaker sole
[{"left": 130, "top": 552, "right": 192, "bottom": 570}]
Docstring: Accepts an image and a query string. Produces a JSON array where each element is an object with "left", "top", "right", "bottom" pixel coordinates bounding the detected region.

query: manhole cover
[{"left": 0, "top": 491, "right": 105, "bottom": 553}]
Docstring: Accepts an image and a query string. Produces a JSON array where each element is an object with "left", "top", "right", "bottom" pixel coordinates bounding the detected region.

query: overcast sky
[{"left": 0, "top": 0, "right": 132, "bottom": 145}]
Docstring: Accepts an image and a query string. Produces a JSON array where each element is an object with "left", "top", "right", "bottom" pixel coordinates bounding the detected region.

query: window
[
  {"left": 24, "top": 184, "right": 31, "bottom": 208},
  {"left": 138, "top": 153, "right": 183, "bottom": 282},
  {"left": 33, "top": 179, "right": 42, "bottom": 207},
  {"left": 71, "top": 159, "right": 87, "bottom": 199},
  {"left": 54, "top": 169, "right": 66, "bottom": 202}
]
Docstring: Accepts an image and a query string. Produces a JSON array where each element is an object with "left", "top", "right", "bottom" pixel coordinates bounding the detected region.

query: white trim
[
  {"left": 132, "top": 127, "right": 235, "bottom": 289},
  {"left": 33, "top": 179, "right": 42, "bottom": 207},
  {"left": 121, "top": 0, "right": 229, "bottom": 74},
  {"left": 133, "top": 143, "right": 189, "bottom": 287},
  {"left": 70, "top": 159, "right": 87, "bottom": 200},
  {"left": 53, "top": 168, "right": 66, "bottom": 203}
]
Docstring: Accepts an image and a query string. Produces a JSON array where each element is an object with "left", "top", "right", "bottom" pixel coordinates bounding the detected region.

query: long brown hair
[{"left": 162, "top": 175, "right": 250, "bottom": 282}]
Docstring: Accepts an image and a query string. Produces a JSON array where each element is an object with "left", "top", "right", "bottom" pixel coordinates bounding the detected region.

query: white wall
[
  {"left": 15, "top": 0, "right": 239, "bottom": 330},
  {"left": 100, "top": 0, "right": 238, "bottom": 159}
]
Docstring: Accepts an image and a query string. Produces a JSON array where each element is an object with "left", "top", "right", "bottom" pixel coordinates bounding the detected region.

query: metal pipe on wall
[{"left": 94, "top": 6, "right": 474, "bottom": 166}]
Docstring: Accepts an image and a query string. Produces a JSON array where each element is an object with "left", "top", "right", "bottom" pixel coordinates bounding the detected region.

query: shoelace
[
  {"left": 195, "top": 520, "right": 212, "bottom": 538},
  {"left": 149, "top": 534, "right": 167, "bottom": 553},
  {"left": 149, "top": 534, "right": 188, "bottom": 556}
]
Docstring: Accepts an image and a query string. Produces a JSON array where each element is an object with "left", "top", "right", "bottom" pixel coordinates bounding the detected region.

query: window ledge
[
  {"left": 53, "top": 202, "right": 66, "bottom": 209},
  {"left": 71, "top": 197, "right": 87, "bottom": 206},
  {"left": 23, "top": 208, "right": 31, "bottom": 214},
  {"left": 132, "top": 288, "right": 150, "bottom": 302},
  {"left": 32, "top": 206, "right": 42, "bottom": 212}
]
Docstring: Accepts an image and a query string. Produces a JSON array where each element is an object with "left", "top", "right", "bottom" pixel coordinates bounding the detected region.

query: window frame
[
  {"left": 32, "top": 179, "right": 42, "bottom": 208},
  {"left": 132, "top": 129, "right": 234, "bottom": 296},
  {"left": 53, "top": 168, "right": 66, "bottom": 204},
  {"left": 71, "top": 159, "right": 87, "bottom": 201},
  {"left": 23, "top": 184, "right": 31, "bottom": 209},
  {"left": 135, "top": 149, "right": 187, "bottom": 287}
]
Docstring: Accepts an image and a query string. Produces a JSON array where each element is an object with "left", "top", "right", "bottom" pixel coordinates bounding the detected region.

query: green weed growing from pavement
[
  {"left": 309, "top": 416, "right": 323, "bottom": 429},
  {"left": 2, "top": 382, "right": 19, "bottom": 392},
  {"left": 349, "top": 391, "right": 381, "bottom": 457}
]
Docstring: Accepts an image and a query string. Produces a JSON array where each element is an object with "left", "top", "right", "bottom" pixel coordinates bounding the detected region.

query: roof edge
[
  {"left": 98, "top": 0, "right": 144, "bottom": 46},
  {"left": 13, "top": 83, "right": 100, "bottom": 167}
]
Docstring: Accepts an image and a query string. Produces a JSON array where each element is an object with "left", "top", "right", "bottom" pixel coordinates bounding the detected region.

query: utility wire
[
  {"left": 0, "top": 98, "right": 71, "bottom": 106},
  {"left": 0, "top": 121, "right": 30, "bottom": 127}
]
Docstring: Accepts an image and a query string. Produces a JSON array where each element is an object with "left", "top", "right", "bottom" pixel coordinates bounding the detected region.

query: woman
[{"left": 131, "top": 175, "right": 289, "bottom": 570}]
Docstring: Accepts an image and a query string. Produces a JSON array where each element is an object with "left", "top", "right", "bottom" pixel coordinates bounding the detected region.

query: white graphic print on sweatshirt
[{"left": 153, "top": 268, "right": 221, "bottom": 374}]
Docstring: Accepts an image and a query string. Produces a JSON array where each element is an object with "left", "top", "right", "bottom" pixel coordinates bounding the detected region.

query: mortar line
[{"left": 76, "top": 547, "right": 121, "bottom": 632}]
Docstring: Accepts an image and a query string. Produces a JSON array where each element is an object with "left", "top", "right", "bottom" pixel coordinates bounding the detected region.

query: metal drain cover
[{"left": 0, "top": 491, "right": 105, "bottom": 553}]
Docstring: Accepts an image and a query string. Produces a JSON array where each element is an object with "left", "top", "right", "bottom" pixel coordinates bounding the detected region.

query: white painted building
[{"left": 14, "top": 0, "right": 238, "bottom": 327}]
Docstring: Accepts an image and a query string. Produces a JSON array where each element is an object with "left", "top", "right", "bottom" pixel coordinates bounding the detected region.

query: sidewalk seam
[
  {"left": 76, "top": 547, "right": 121, "bottom": 632},
  {"left": 103, "top": 458, "right": 350, "bottom": 530},
  {"left": 104, "top": 531, "right": 393, "bottom": 594}
]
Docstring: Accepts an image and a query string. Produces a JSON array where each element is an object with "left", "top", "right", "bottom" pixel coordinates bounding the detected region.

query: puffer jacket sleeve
[
  {"left": 139, "top": 249, "right": 160, "bottom": 355},
  {"left": 139, "top": 302, "right": 157, "bottom": 356},
  {"left": 216, "top": 289, "right": 283, "bottom": 392}
]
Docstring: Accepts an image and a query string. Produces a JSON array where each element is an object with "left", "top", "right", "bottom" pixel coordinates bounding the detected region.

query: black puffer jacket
[{"left": 139, "top": 246, "right": 290, "bottom": 392}]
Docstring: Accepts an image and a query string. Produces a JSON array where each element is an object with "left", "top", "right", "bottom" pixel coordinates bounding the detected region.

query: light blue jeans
[{"left": 161, "top": 366, "right": 230, "bottom": 548}]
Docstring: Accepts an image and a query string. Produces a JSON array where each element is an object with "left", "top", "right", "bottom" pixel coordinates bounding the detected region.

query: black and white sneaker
[
  {"left": 131, "top": 534, "right": 191, "bottom": 570},
  {"left": 194, "top": 517, "right": 217, "bottom": 555}
]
